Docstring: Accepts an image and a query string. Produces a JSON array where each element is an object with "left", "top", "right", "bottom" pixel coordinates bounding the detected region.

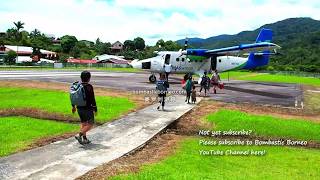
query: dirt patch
[
  {"left": 77, "top": 133, "right": 183, "bottom": 180},
  {"left": 169, "top": 100, "right": 218, "bottom": 135},
  {"left": 0, "top": 108, "right": 79, "bottom": 123}
]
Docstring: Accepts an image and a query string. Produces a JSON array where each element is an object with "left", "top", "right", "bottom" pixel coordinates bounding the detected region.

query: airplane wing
[
  {"left": 205, "top": 42, "right": 280, "bottom": 56},
  {"left": 184, "top": 29, "right": 281, "bottom": 57},
  {"left": 185, "top": 41, "right": 281, "bottom": 57}
]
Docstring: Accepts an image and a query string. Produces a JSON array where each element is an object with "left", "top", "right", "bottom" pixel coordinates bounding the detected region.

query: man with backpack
[
  {"left": 156, "top": 73, "right": 169, "bottom": 111},
  {"left": 199, "top": 71, "right": 210, "bottom": 97},
  {"left": 70, "top": 71, "right": 97, "bottom": 145}
]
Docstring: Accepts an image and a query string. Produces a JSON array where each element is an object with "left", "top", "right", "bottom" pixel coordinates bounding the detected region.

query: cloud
[{"left": 0, "top": 0, "right": 319, "bottom": 45}]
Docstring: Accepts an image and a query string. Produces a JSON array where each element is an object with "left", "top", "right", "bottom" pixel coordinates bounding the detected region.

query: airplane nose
[{"left": 130, "top": 59, "right": 142, "bottom": 69}]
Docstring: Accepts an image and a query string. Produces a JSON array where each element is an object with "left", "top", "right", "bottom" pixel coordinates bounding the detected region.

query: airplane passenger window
[
  {"left": 176, "top": 58, "right": 179, "bottom": 61},
  {"left": 181, "top": 58, "right": 185, "bottom": 62},
  {"left": 219, "top": 59, "right": 221, "bottom": 63}
]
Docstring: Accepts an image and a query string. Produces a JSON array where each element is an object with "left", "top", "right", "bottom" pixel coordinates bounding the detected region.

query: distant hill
[{"left": 177, "top": 17, "right": 320, "bottom": 72}]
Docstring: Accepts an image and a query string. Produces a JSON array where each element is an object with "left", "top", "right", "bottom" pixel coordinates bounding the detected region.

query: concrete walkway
[{"left": 0, "top": 95, "right": 198, "bottom": 180}]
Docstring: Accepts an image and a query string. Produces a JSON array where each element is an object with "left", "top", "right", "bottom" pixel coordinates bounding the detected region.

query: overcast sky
[{"left": 1, "top": 0, "right": 319, "bottom": 45}]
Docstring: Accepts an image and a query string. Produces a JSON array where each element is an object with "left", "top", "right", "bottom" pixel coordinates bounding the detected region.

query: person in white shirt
[{"left": 163, "top": 63, "right": 172, "bottom": 82}]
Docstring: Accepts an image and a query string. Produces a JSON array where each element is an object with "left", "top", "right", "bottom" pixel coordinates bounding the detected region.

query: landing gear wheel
[{"left": 149, "top": 75, "right": 156, "bottom": 83}]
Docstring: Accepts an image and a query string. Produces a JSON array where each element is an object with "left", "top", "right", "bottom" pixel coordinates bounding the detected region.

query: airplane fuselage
[
  {"left": 130, "top": 28, "right": 280, "bottom": 82},
  {"left": 131, "top": 51, "right": 248, "bottom": 74}
]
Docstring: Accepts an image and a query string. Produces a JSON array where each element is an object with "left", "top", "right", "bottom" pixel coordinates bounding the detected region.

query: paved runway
[{"left": 0, "top": 70, "right": 303, "bottom": 107}]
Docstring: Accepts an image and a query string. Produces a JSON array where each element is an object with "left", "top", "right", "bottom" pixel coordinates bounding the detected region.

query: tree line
[{"left": 0, "top": 21, "right": 182, "bottom": 64}]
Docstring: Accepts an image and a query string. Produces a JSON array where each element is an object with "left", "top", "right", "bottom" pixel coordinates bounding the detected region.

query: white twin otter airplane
[{"left": 130, "top": 28, "right": 281, "bottom": 82}]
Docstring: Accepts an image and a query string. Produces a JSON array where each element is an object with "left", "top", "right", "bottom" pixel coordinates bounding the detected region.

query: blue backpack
[
  {"left": 156, "top": 80, "right": 168, "bottom": 92},
  {"left": 70, "top": 82, "right": 86, "bottom": 106}
]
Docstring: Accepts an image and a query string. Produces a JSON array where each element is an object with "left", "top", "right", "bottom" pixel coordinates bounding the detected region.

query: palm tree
[
  {"left": 13, "top": 21, "right": 25, "bottom": 32},
  {"left": 13, "top": 21, "right": 25, "bottom": 42},
  {"left": 13, "top": 21, "right": 24, "bottom": 62},
  {"left": 30, "top": 29, "right": 41, "bottom": 38}
]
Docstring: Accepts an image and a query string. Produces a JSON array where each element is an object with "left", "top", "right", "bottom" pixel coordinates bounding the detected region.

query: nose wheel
[{"left": 149, "top": 74, "right": 156, "bottom": 83}]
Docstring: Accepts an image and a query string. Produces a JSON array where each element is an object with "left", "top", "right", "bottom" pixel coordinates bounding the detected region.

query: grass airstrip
[
  {"left": 0, "top": 86, "right": 136, "bottom": 157},
  {"left": 110, "top": 110, "right": 320, "bottom": 179},
  {"left": 220, "top": 71, "right": 320, "bottom": 87}
]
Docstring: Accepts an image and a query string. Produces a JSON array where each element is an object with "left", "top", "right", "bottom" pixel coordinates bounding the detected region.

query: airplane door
[
  {"left": 165, "top": 54, "right": 171, "bottom": 64},
  {"left": 211, "top": 56, "right": 217, "bottom": 70}
]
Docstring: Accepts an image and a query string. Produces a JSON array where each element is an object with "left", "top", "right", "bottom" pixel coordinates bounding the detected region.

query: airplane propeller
[
  {"left": 178, "top": 37, "right": 188, "bottom": 57},
  {"left": 184, "top": 37, "right": 188, "bottom": 50}
]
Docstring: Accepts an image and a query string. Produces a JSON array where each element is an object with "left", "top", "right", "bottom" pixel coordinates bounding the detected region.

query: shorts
[
  {"left": 158, "top": 93, "right": 166, "bottom": 97},
  {"left": 77, "top": 107, "right": 94, "bottom": 124}
]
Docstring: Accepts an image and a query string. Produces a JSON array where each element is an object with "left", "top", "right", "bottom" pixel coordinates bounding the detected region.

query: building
[
  {"left": 93, "top": 54, "right": 128, "bottom": 64},
  {"left": 52, "top": 38, "right": 61, "bottom": 45},
  {"left": 2, "top": 45, "right": 57, "bottom": 63},
  {"left": 110, "top": 41, "right": 123, "bottom": 54},
  {"left": 67, "top": 58, "right": 97, "bottom": 64},
  {"left": 0, "top": 45, "right": 5, "bottom": 63}
]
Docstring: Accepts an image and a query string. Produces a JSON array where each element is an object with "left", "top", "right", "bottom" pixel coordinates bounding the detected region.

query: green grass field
[
  {"left": 206, "top": 109, "right": 320, "bottom": 142},
  {"left": 111, "top": 138, "right": 320, "bottom": 180},
  {"left": 220, "top": 71, "right": 252, "bottom": 80},
  {"left": 0, "top": 87, "right": 135, "bottom": 123},
  {"left": 0, "top": 116, "right": 78, "bottom": 157},
  {"left": 220, "top": 71, "right": 320, "bottom": 86}
]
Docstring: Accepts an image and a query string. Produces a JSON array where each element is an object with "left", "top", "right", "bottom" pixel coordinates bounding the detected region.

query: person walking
[
  {"left": 191, "top": 85, "right": 197, "bottom": 103},
  {"left": 163, "top": 62, "right": 172, "bottom": 82},
  {"left": 211, "top": 70, "right": 221, "bottom": 94},
  {"left": 156, "top": 73, "right": 169, "bottom": 111},
  {"left": 199, "top": 71, "right": 210, "bottom": 97},
  {"left": 72, "top": 71, "right": 97, "bottom": 145},
  {"left": 185, "top": 76, "right": 193, "bottom": 104}
]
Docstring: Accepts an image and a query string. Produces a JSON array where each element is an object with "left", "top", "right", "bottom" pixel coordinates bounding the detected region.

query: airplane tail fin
[
  {"left": 243, "top": 29, "right": 273, "bottom": 69},
  {"left": 255, "top": 28, "right": 272, "bottom": 43}
]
